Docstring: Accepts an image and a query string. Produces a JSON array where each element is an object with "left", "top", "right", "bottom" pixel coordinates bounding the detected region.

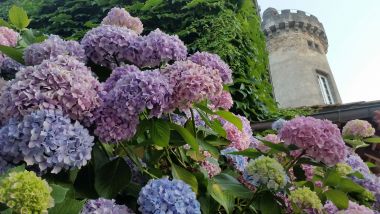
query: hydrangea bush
[{"left": 0, "top": 6, "right": 379, "bottom": 214}]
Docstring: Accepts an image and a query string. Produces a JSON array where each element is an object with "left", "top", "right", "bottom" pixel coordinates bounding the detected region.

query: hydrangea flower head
[
  {"left": 138, "top": 178, "right": 201, "bottom": 214},
  {"left": 0, "top": 57, "right": 23, "bottom": 80},
  {"left": 221, "top": 114, "right": 253, "bottom": 151},
  {"left": 81, "top": 198, "right": 134, "bottom": 214},
  {"left": 256, "top": 134, "right": 281, "bottom": 152},
  {"left": 289, "top": 187, "right": 322, "bottom": 213},
  {"left": 209, "top": 91, "right": 233, "bottom": 110},
  {"left": 279, "top": 116, "right": 347, "bottom": 166},
  {"left": 109, "top": 70, "right": 172, "bottom": 118},
  {"left": 342, "top": 119, "right": 375, "bottom": 138},
  {"left": 18, "top": 109, "right": 94, "bottom": 173},
  {"left": 24, "top": 35, "right": 86, "bottom": 65},
  {"left": 103, "top": 65, "right": 140, "bottom": 92},
  {"left": 324, "top": 200, "right": 374, "bottom": 214},
  {"left": 221, "top": 147, "right": 248, "bottom": 172},
  {"left": 9, "top": 56, "right": 102, "bottom": 125},
  {"left": 126, "top": 29, "right": 187, "bottom": 68},
  {"left": 161, "top": 60, "right": 222, "bottom": 110},
  {"left": 0, "top": 80, "right": 21, "bottom": 126},
  {"left": 81, "top": 25, "right": 138, "bottom": 68},
  {"left": 0, "top": 171, "right": 54, "bottom": 213},
  {"left": 189, "top": 51, "right": 233, "bottom": 84},
  {"left": 201, "top": 156, "right": 221, "bottom": 178},
  {"left": 345, "top": 151, "right": 371, "bottom": 175},
  {"left": 0, "top": 117, "right": 26, "bottom": 164},
  {"left": 101, "top": 7, "right": 143, "bottom": 34},
  {"left": 243, "top": 156, "right": 287, "bottom": 191}
]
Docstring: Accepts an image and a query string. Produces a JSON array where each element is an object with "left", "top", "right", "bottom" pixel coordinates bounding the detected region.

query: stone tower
[{"left": 262, "top": 8, "right": 341, "bottom": 108}]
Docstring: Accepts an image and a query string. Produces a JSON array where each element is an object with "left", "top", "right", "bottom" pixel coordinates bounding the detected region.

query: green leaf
[
  {"left": 171, "top": 163, "right": 198, "bottom": 194},
  {"left": 348, "top": 171, "right": 364, "bottom": 179},
  {"left": 169, "top": 122, "right": 198, "bottom": 151},
  {"left": 325, "top": 189, "right": 349, "bottom": 209},
  {"left": 8, "top": 6, "right": 30, "bottom": 29},
  {"left": 366, "top": 162, "right": 376, "bottom": 168},
  {"left": 228, "top": 148, "right": 261, "bottom": 159},
  {"left": 324, "top": 171, "right": 341, "bottom": 187},
  {"left": 337, "top": 178, "right": 366, "bottom": 193},
  {"left": 0, "top": 45, "right": 24, "bottom": 64},
  {"left": 95, "top": 157, "right": 131, "bottom": 198},
  {"left": 150, "top": 119, "right": 170, "bottom": 147},
  {"left": 344, "top": 139, "right": 369, "bottom": 149},
  {"left": 216, "top": 110, "right": 243, "bottom": 131},
  {"left": 74, "top": 164, "right": 98, "bottom": 198},
  {"left": 212, "top": 173, "right": 252, "bottom": 199},
  {"left": 142, "top": 0, "right": 163, "bottom": 10},
  {"left": 260, "top": 191, "right": 281, "bottom": 214},
  {"left": 50, "top": 184, "right": 68, "bottom": 204},
  {"left": 259, "top": 139, "right": 289, "bottom": 153},
  {"left": 48, "top": 198, "right": 85, "bottom": 214},
  {"left": 208, "top": 182, "right": 235, "bottom": 214},
  {"left": 0, "top": 18, "right": 12, "bottom": 28},
  {"left": 363, "top": 137, "right": 380, "bottom": 143},
  {"left": 196, "top": 109, "right": 226, "bottom": 138}
]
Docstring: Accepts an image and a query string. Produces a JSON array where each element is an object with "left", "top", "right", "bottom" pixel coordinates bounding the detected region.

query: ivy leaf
[
  {"left": 208, "top": 182, "right": 234, "bottom": 214},
  {"left": 325, "top": 189, "right": 349, "bottom": 209},
  {"left": 50, "top": 184, "right": 69, "bottom": 204},
  {"left": 0, "top": 45, "right": 24, "bottom": 64},
  {"left": 212, "top": 173, "right": 252, "bottom": 199},
  {"left": 171, "top": 163, "right": 198, "bottom": 194},
  {"left": 216, "top": 110, "right": 243, "bottom": 131},
  {"left": 169, "top": 122, "right": 198, "bottom": 150},
  {"left": 150, "top": 119, "right": 170, "bottom": 147},
  {"left": 8, "top": 6, "right": 30, "bottom": 29},
  {"left": 95, "top": 157, "right": 131, "bottom": 198},
  {"left": 260, "top": 191, "right": 281, "bottom": 214}
]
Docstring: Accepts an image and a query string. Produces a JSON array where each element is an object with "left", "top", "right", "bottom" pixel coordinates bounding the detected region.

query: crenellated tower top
[{"left": 262, "top": 8, "right": 328, "bottom": 53}]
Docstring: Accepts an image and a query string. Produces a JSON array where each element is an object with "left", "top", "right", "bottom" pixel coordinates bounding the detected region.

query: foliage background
[{"left": 0, "top": 0, "right": 312, "bottom": 121}]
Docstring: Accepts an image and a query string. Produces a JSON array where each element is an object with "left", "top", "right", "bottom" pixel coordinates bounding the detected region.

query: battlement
[{"left": 262, "top": 8, "right": 328, "bottom": 52}]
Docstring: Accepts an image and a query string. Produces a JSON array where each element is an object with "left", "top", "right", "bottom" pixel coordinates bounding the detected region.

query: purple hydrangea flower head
[
  {"left": 81, "top": 198, "right": 134, "bottom": 214},
  {"left": 209, "top": 91, "right": 234, "bottom": 110},
  {"left": 279, "top": 116, "right": 347, "bottom": 166},
  {"left": 0, "top": 57, "right": 24, "bottom": 80},
  {"left": 351, "top": 173, "right": 380, "bottom": 210},
  {"left": 109, "top": 70, "right": 172, "bottom": 118},
  {"left": 342, "top": 119, "right": 375, "bottom": 138},
  {"left": 189, "top": 51, "right": 233, "bottom": 84},
  {"left": 103, "top": 65, "right": 140, "bottom": 92},
  {"left": 101, "top": 7, "right": 143, "bottom": 34},
  {"left": 345, "top": 151, "right": 371, "bottom": 175},
  {"left": 93, "top": 95, "right": 139, "bottom": 143},
  {"left": 324, "top": 200, "right": 374, "bottom": 214},
  {"left": 272, "top": 118, "right": 287, "bottom": 131},
  {"left": 125, "top": 29, "right": 187, "bottom": 68},
  {"left": 221, "top": 147, "right": 248, "bottom": 172},
  {"left": 24, "top": 35, "right": 86, "bottom": 66},
  {"left": 0, "top": 80, "right": 20, "bottom": 126},
  {"left": 81, "top": 25, "right": 138, "bottom": 68},
  {"left": 138, "top": 178, "right": 201, "bottom": 214},
  {"left": 18, "top": 109, "right": 94, "bottom": 173},
  {"left": 9, "top": 56, "right": 102, "bottom": 126},
  {"left": 161, "top": 60, "right": 223, "bottom": 110}
]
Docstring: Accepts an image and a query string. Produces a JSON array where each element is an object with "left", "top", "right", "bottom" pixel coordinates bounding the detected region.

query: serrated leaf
[
  {"left": 325, "top": 189, "right": 349, "bottom": 209},
  {"left": 170, "top": 122, "right": 198, "bottom": 150},
  {"left": 216, "top": 110, "right": 243, "bottom": 131},
  {"left": 150, "top": 119, "right": 170, "bottom": 147},
  {"left": 208, "top": 182, "right": 234, "bottom": 214},
  {"left": 212, "top": 173, "right": 252, "bottom": 199},
  {"left": 50, "top": 184, "right": 68, "bottom": 204},
  {"left": 95, "top": 157, "right": 131, "bottom": 198},
  {"left": 0, "top": 45, "right": 24, "bottom": 64},
  {"left": 48, "top": 198, "right": 85, "bottom": 214},
  {"left": 171, "top": 163, "right": 198, "bottom": 194},
  {"left": 337, "top": 178, "right": 366, "bottom": 193},
  {"left": 228, "top": 148, "right": 261, "bottom": 159},
  {"left": 324, "top": 171, "right": 341, "bottom": 187},
  {"left": 8, "top": 6, "right": 30, "bottom": 29}
]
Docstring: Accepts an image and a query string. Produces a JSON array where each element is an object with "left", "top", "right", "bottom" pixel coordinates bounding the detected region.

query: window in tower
[
  {"left": 307, "top": 40, "right": 313, "bottom": 48},
  {"left": 317, "top": 73, "right": 334, "bottom": 105}
]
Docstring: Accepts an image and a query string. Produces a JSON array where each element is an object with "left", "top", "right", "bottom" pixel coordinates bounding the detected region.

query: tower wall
[{"left": 262, "top": 9, "right": 341, "bottom": 108}]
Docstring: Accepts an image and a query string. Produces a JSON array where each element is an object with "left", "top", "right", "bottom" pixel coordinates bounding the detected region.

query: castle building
[{"left": 262, "top": 8, "right": 341, "bottom": 108}]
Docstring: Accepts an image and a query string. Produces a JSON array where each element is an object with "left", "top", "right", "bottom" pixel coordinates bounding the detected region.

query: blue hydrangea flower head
[{"left": 138, "top": 178, "right": 201, "bottom": 214}]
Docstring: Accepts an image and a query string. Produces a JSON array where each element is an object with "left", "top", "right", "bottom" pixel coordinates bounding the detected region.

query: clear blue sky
[{"left": 258, "top": 0, "right": 380, "bottom": 103}]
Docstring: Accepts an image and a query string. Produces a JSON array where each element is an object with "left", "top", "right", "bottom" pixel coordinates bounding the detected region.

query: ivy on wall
[{"left": 1, "top": 0, "right": 286, "bottom": 121}]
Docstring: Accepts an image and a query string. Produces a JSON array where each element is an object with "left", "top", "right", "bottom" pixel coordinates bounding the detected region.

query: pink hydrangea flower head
[
  {"left": 161, "top": 60, "right": 222, "bottom": 111},
  {"left": 221, "top": 114, "right": 253, "bottom": 151},
  {"left": 201, "top": 158, "right": 221, "bottom": 178},
  {"left": 209, "top": 91, "right": 233, "bottom": 110},
  {"left": 256, "top": 134, "right": 281, "bottom": 152},
  {"left": 342, "top": 119, "right": 375, "bottom": 138},
  {"left": 279, "top": 116, "right": 347, "bottom": 166},
  {"left": 0, "top": 27, "right": 19, "bottom": 47},
  {"left": 101, "top": 7, "right": 143, "bottom": 34}
]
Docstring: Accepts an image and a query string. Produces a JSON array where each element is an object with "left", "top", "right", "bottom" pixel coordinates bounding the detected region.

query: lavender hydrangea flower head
[
  {"left": 125, "top": 29, "right": 187, "bottom": 68},
  {"left": 0, "top": 80, "right": 20, "bottom": 126},
  {"left": 103, "top": 65, "right": 140, "bottom": 92},
  {"left": 189, "top": 51, "right": 233, "bottom": 84},
  {"left": 101, "top": 7, "right": 143, "bottom": 34},
  {"left": 24, "top": 35, "right": 86, "bottom": 65},
  {"left": 209, "top": 91, "right": 234, "bottom": 110},
  {"left": 18, "top": 109, "right": 94, "bottom": 173},
  {"left": 279, "top": 116, "right": 347, "bottom": 166},
  {"left": 324, "top": 200, "right": 374, "bottom": 214},
  {"left": 0, "top": 57, "right": 24, "bottom": 80},
  {"left": 345, "top": 151, "right": 371, "bottom": 175},
  {"left": 81, "top": 198, "right": 134, "bottom": 214},
  {"left": 93, "top": 99, "right": 139, "bottom": 143},
  {"left": 9, "top": 56, "right": 102, "bottom": 125},
  {"left": 342, "top": 119, "right": 375, "bottom": 138},
  {"left": 161, "top": 60, "right": 222, "bottom": 110},
  {"left": 138, "top": 178, "right": 201, "bottom": 214},
  {"left": 243, "top": 156, "right": 288, "bottom": 191},
  {"left": 221, "top": 147, "right": 248, "bottom": 172},
  {"left": 0, "top": 118, "right": 26, "bottom": 164},
  {"left": 109, "top": 70, "right": 172, "bottom": 118},
  {"left": 81, "top": 25, "right": 138, "bottom": 68}
]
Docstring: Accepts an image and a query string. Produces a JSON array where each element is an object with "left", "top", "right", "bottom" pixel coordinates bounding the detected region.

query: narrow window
[
  {"left": 307, "top": 40, "right": 313, "bottom": 48},
  {"left": 317, "top": 74, "right": 334, "bottom": 104}
]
